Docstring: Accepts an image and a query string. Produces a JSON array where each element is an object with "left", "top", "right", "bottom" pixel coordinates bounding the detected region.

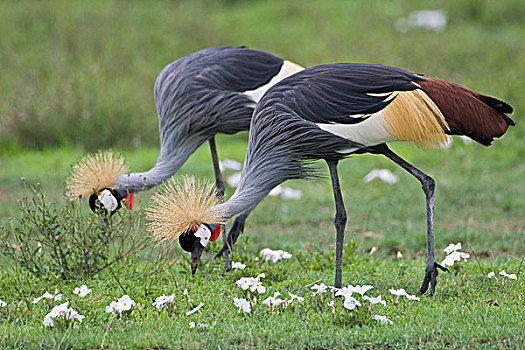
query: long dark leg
[
  {"left": 327, "top": 159, "right": 347, "bottom": 289},
  {"left": 215, "top": 209, "right": 252, "bottom": 271},
  {"left": 373, "top": 144, "right": 448, "bottom": 295},
  {"left": 209, "top": 137, "right": 225, "bottom": 198},
  {"left": 208, "top": 137, "right": 231, "bottom": 269}
]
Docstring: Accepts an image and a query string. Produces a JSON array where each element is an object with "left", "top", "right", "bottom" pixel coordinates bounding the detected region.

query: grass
[{"left": 1, "top": 0, "right": 524, "bottom": 348}]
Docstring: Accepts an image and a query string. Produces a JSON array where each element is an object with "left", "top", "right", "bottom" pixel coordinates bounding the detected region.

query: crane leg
[
  {"left": 208, "top": 136, "right": 231, "bottom": 269},
  {"left": 373, "top": 144, "right": 449, "bottom": 295},
  {"left": 209, "top": 137, "right": 225, "bottom": 198},
  {"left": 327, "top": 159, "right": 347, "bottom": 289},
  {"left": 215, "top": 210, "right": 251, "bottom": 271}
]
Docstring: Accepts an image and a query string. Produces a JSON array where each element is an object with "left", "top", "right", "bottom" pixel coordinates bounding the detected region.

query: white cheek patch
[
  {"left": 98, "top": 190, "right": 118, "bottom": 212},
  {"left": 194, "top": 224, "right": 211, "bottom": 247}
]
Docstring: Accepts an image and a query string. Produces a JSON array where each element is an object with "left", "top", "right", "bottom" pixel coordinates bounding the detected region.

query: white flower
[
  {"left": 105, "top": 301, "right": 119, "bottom": 313},
  {"left": 153, "top": 294, "right": 175, "bottom": 309},
  {"left": 363, "top": 295, "right": 386, "bottom": 306},
  {"left": 0, "top": 299, "right": 7, "bottom": 307},
  {"left": 443, "top": 242, "right": 462, "bottom": 255},
  {"left": 311, "top": 283, "right": 328, "bottom": 296},
  {"left": 373, "top": 314, "right": 393, "bottom": 325},
  {"left": 389, "top": 288, "right": 419, "bottom": 301},
  {"left": 335, "top": 284, "right": 373, "bottom": 297},
  {"left": 343, "top": 296, "right": 361, "bottom": 311},
  {"left": 54, "top": 294, "right": 63, "bottom": 301},
  {"left": 183, "top": 289, "right": 189, "bottom": 296},
  {"left": 32, "top": 292, "right": 54, "bottom": 304},
  {"left": 233, "top": 298, "right": 251, "bottom": 313},
  {"left": 185, "top": 302, "right": 204, "bottom": 316},
  {"left": 231, "top": 261, "right": 246, "bottom": 270},
  {"left": 396, "top": 251, "right": 403, "bottom": 259},
  {"left": 235, "top": 274, "right": 266, "bottom": 294},
  {"left": 226, "top": 172, "right": 242, "bottom": 188},
  {"left": 487, "top": 271, "right": 496, "bottom": 278},
  {"left": 287, "top": 292, "right": 304, "bottom": 305},
  {"left": 43, "top": 315, "right": 54, "bottom": 327},
  {"left": 327, "top": 300, "right": 335, "bottom": 307},
  {"left": 260, "top": 248, "right": 292, "bottom": 263},
  {"left": 189, "top": 322, "right": 196, "bottom": 328},
  {"left": 73, "top": 285, "right": 92, "bottom": 298},
  {"left": 364, "top": 169, "right": 398, "bottom": 184},
  {"left": 351, "top": 285, "right": 374, "bottom": 296},
  {"left": 116, "top": 295, "right": 135, "bottom": 312},
  {"left": 43, "top": 301, "right": 84, "bottom": 327},
  {"left": 442, "top": 251, "right": 470, "bottom": 267},
  {"left": 280, "top": 187, "right": 302, "bottom": 200},
  {"left": 219, "top": 159, "right": 242, "bottom": 172},
  {"left": 499, "top": 270, "right": 517, "bottom": 280},
  {"left": 262, "top": 292, "right": 285, "bottom": 307}
]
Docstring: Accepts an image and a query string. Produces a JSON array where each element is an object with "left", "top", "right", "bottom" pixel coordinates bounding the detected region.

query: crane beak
[{"left": 191, "top": 238, "right": 205, "bottom": 275}]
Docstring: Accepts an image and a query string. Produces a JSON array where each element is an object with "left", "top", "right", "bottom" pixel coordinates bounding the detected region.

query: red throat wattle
[
  {"left": 125, "top": 193, "right": 135, "bottom": 210},
  {"left": 210, "top": 225, "right": 221, "bottom": 242}
]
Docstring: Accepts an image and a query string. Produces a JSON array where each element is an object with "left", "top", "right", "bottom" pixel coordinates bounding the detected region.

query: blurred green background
[{"left": 1, "top": 0, "right": 523, "bottom": 150}]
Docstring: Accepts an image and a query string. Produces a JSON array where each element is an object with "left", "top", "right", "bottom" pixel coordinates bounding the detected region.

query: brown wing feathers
[{"left": 419, "top": 77, "right": 515, "bottom": 146}]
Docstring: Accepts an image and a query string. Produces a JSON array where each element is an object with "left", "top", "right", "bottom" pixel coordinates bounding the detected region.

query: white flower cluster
[
  {"left": 236, "top": 273, "right": 266, "bottom": 294},
  {"left": 33, "top": 291, "right": 63, "bottom": 304},
  {"left": 364, "top": 169, "right": 399, "bottom": 184},
  {"left": 231, "top": 261, "right": 246, "bottom": 270},
  {"left": 269, "top": 185, "right": 302, "bottom": 200},
  {"left": 233, "top": 298, "right": 251, "bottom": 313},
  {"left": 105, "top": 295, "right": 136, "bottom": 314},
  {"left": 311, "top": 283, "right": 329, "bottom": 296},
  {"left": 73, "top": 285, "right": 92, "bottom": 298},
  {"left": 335, "top": 284, "right": 375, "bottom": 310},
  {"left": 43, "top": 301, "right": 84, "bottom": 327},
  {"left": 0, "top": 299, "right": 7, "bottom": 307},
  {"left": 488, "top": 270, "right": 518, "bottom": 280},
  {"left": 441, "top": 242, "right": 470, "bottom": 267},
  {"left": 260, "top": 248, "right": 292, "bottom": 263},
  {"left": 389, "top": 288, "right": 420, "bottom": 301},
  {"left": 153, "top": 294, "right": 175, "bottom": 309},
  {"left": 262, "top": 292, "right": 304, "bottom": 308}
]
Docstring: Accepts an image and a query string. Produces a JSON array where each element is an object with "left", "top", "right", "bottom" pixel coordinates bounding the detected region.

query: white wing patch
[
  {"left": 316, "top": 111, "right": 397, "bottom": 150},
  {"left": 243, "top": 60, "right": 304, "bottom": 103}
]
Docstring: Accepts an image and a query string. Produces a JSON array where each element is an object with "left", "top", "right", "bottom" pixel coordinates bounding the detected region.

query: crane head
[
  {"left": 178, "top": 223, "right": 222, "bottom": 275},
  {"left": 88, "top": 188, "right": 135, "bottom": 216}
]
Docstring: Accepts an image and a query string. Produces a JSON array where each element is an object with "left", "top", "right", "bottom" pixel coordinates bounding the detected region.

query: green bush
[{"left": 0, "top": 184, "right": 151, "bottom": 280}]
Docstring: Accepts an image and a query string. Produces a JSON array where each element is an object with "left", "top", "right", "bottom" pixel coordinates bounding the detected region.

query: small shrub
[{"left": 0, "top": 185, "right": 151, "bottom": 280}]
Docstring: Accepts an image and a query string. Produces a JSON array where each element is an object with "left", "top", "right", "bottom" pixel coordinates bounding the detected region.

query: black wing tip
[{"left": 504, "top": 115, "right": 516, "bottom": 126}]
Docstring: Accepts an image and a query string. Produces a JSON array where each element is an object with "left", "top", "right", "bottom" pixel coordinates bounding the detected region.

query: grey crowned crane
[
  {"left": 66, "top": 47, "right": 304, "bottom": 268},
  {"left": 146, "top": 63, "right": 514, "bottom": 295}
]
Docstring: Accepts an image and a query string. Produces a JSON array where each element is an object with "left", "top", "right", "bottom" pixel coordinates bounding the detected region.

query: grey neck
[{"left": 113, "top": 137, "right": 207, "bottom": 195}]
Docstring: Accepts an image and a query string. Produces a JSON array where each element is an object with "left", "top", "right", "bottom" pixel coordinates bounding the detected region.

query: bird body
[
  {"left": 151, "top": 62, "right": 514, "bottom": 292},
  {"left": 112, "top": 47, "right": 304, "bottom": 195}
]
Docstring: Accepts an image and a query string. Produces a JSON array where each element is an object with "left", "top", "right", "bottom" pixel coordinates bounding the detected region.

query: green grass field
[{"left": 1, "top": 0, "right": 524, "bottom": 349}]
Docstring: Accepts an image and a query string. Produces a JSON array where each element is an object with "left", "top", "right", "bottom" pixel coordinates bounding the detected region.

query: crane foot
[{"left": 418, "top": 262, "right": 449, "bottom": 296}]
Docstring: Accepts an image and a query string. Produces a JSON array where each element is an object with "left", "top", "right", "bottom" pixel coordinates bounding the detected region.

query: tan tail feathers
[
  {"left": 65, "top": 150, "right": 128, "bottom": 200},
  {"left": 145, "top": 176, "right": 226, "bottom": 242}
]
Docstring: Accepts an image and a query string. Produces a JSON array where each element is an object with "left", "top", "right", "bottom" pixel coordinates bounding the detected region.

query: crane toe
[{"left": 419, "top": 262, "right": 449, "bottom": 296}]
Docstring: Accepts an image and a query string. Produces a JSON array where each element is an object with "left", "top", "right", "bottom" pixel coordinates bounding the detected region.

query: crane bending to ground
[
  {"left": 146, "top": 63, "right": 514, "bottom": 295},
  {"left": 65, "top": 47, "right": 304, "bottom": 269}
]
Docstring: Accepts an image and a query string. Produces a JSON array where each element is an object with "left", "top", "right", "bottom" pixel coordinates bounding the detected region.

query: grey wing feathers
[{"left": 258, "top": 63, "right": 424, "bottom": 125}]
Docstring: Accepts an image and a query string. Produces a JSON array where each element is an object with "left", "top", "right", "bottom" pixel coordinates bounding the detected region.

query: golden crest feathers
[
  {"left": 65, "top": 150, "right": 129, "bottom": 200},
  {"left": 145, "top": 176, "right": 226, "bottom": 242}
]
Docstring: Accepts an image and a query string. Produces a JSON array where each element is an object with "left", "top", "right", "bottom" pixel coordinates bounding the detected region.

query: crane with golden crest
[{"left": 146, "top": 63, "right": 515, "bottom": 294}]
